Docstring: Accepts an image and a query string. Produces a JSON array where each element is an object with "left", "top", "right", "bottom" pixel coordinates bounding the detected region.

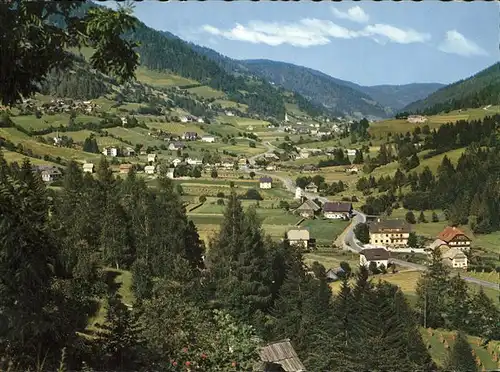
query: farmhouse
[
  {"left": 168, "top": 142, "right": 185, "bottom": 151},
  {"left": 407, "top": 115, "right": 428, "bottom": 124},
  {"left": 182, "top": 132, "right": 198, "bottom": 141},
  {"left": 286, "top": 229, "right": 310, "bottom": 249},
  {"left": 123, "top": 147, "right": 135, "bottom": 157},
  {"left": 369, "top": 219, "right": 411, "bottom": 248},
  {"left": 119, "top": 164, "right": 133, "bottom": 174},
  {"left": 326, "top": 267, "right": 346, "bottom": 282},
  {"left": 436, "top": 226, "right": 471, "bottom": 251},
  {"left": 147, "top": 153, "right": 158, "bottom": 163},
  {"left": 33, "top": 165, "right": 62, "bottom": 182},
  {"left": 258, "top": 339, "right": 306, "bottom": 372},
  {"left": 441, "top": 247, "right": 468, "bottom": 269},
  {"left": 259, "top": 176, "right": 272, "bottom": 189},
  {"left": 102, "top": 147, "right": 118, "bottom": 157},
  {"left": 304, "top": 182, "right": 318, "bottom": 193},
  {"left": 294, "top": 199, "right": 321, "bottom": 219},
  {"left": 360, "top": 247, "right": 389, "bottom": 269},
  {"left": 201, "top": 135, "right": 216, "bottom": 143},
  {"left": 82, "top": 163, "right": 94, "bottom": 173},
  {"left": 322, "top": 202, "right": 353, "bottom": 220},
  {"left": 345, "top": 165, "right": 359, "bottom": 173},
  {"left": 144, "top": 165, "right": 156, "bottom": 174}
]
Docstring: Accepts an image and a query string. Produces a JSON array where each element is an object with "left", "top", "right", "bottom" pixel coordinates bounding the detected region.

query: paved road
[{"left": 244, "top": 147, "right": 498, "bottom": 291}]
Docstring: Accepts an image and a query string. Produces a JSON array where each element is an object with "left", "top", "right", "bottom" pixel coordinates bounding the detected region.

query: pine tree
[
  {"left": 469, "top": 287, "right": 500, "bottom": 340},
  {"left": 99, "top": 293, "right": 144, "bottom": 370},
  {"left": 446, "top": 274, "right": 471, "bottom": 332},
  {"left": 418, "top": 210, "right": 427, "bottom": 223},
  {"left": 415, "top": 248, "right": 450, "bottom": 328},
  {"left": 444, "top": 332, "right": 478, "bottom": 372}
]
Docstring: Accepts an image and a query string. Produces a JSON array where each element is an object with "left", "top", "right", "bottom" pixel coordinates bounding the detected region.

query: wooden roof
[
  {"left": 259, "top": 339, "right": 306, "bottom": 372},
  {"left": 438, "top": 226, "right": 469, "bottom": 242},
  {"left": 295, "top": 199, "right": 321, "bottom": 212}
]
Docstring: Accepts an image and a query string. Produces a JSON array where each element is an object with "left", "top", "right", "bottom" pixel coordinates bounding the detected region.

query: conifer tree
[
  {"left": 99, "top": 293, "right": 145, "bottom": 371},
  {"left": 416, "top": 248, "right": 450, "bottom": 328},
  {"left": 446, "top": 274, "right": 471, "bottom": 332},
  {"left": 444, "top": 332, "right": 477, "bottom": 372}
]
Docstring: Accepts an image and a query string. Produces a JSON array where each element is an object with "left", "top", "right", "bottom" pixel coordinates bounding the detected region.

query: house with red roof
[{"left": 434, "top": 226, "right": 471, "bottom": 251}]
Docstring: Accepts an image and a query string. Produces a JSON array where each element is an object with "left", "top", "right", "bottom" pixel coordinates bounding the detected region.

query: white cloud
[
  {"left": 201, "top": 19, "right": 431, "bottom": 48},
  {"left": 438, "top": 30, "right": 487, "bottom": 57},
  {"left": 331, "top": 6, "right": 370, "bottom": 24},
  {"left": 361, "top": 24, "right": 431, "bottom": 44}
]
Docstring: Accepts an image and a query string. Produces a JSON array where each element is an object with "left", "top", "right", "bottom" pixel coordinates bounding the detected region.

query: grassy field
[
  {"left": 301, "top": 219, "right": 350, "bottom": 246},
  {"left": 214, "top": 99, "right": 248, "bottom": 112},
  {"left": 145, "top": 120, "right": 207, "bottom": 136},
  {"left": 369, "top": 106, "right": 500, "bottom": 138},
  {"left": 420, "top": 328, "right": 500, "bottom": 370},
  {"left": 2, "top": 150, "right": 59, "bottom": 166},
  {"left": 186, "top": 85, "right": 224, "bottom": 99},
  {"left": 217, "top": 115, "right": 271, "bottom": 129},
  {"left": 12, "top": 114, "right": 69, "bottom": 131},
  {"left": 135, "top": 67, "right": 197, "bottom": 88}
]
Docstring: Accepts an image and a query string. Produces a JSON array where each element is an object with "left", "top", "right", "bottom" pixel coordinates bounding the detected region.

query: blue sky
[{"left": 105, "top": 1, "right": 499, "bottom": 86}]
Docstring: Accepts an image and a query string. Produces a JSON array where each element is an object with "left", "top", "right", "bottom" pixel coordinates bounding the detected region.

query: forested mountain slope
[
  {"left": 363, "top": 83, "right": 445, "bottom": 111},
  {"left": 403, "top": 62, "right": 500, "bottom": 114}
]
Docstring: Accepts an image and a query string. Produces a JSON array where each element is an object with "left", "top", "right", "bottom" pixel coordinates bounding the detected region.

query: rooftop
[
  {"left": 260, "top": 176, "right": 273, "bottom": 183},
  {"left": 361, "top": 248, "right": 390, "bottom": 261},
  {"left": 259, "top": 339, "right": 306, "bottom": 372},
  {"left": 323, "top": 202, "right": 352, "bottom": 213},
  {"left": 437, "top": 226, "right": 469, "bottom": 242},
  {"left": 295, "top": 199, "right": 321, "bottom": 212},
  {"left": 369, "top": 219, "right": 410, "bottom": 233}
]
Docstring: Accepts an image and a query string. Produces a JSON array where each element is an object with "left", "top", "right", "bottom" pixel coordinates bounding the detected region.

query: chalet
[
  {"left": 436, "top": 226, "right": 471, "bottom": 251},
  {"left": 345, "top": 165, "right": 359, "bottom": 174},
  {"left": 82, "top": 163, "right": 94, "bottom": 173},
  {"left": 123, "top": 147, "right": 135, "bottom": 157},
  {"left": 294, "top": 199, "right": 321, "bottom": 219},
  {"left": 407, "top": 115, "right": 428, "bottom": 124},
  {"left": 187, "top": 158, "right": 203, "bottom": 166},
  {"left": 294, "top": 187, "right": 303, "bottom": 200},
  {"left": 304, "top": 182, "right": 318, "bottom": 193},
  {"left": 369, "top": 219, "right": 411, "bottom": 248},
  {"left": 326, "top": 267, "right": 346, "bottom": 282},
  {"left": 201, "top": 135, "right": 216, "bottom": 143},
  {"left": 182, "top": 132, "right": 198, "bottom": 141},
  {"left": 119, "top": 163, "right": 133, "bottom": 174},
  {"left": 441, "top": 248, "right": 468, "bottom": 269},
  {"left": 102, "top": 147, "right": 118, "bottom": 157},
  {"left": 259, "top": 176, "right": 273, "bottom": 189},
  {"left": 286, "top": 229, "right": 310, "bottom": 249},
  {"left": 144, "top": 165, "right": 156, "bottom": 175},
  {"left": 322, "top": 202, "right": 353, "bottom": 220},
  {"left": 168, "top": 142, "right": 185, "bottom": 151},
  {"left": 147, "top": 153, "right": 158, "bottom": 163},
  {"left": 360, "top": 248, "right": 389, "bottom": 269},
  {"left": 258, "top": 339, "right": 306, "bottom": 372},
  {"left": 33, "top": 165, "right": 62, "bottom": 182}
]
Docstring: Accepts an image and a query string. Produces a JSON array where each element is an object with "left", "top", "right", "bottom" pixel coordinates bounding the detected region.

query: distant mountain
[
  {"left": 362, "top": 83, "right": 445, "bottom": 111},
  {"left": 403, "top": 63, "right": 500, "bottom": 114}
]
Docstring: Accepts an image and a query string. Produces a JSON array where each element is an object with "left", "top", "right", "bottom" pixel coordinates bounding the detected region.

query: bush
[
  {"left": 216, "top": 198, "right": 225, "bottom": 206},
  {"left": 199, "top": 195, "right": 207, "bottom": 203},
  {"left": 216, "top": 192, "right": 225, "bottom": 198}
]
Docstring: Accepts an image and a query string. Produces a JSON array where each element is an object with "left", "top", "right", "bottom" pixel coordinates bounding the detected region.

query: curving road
[{"left": 244, "top": 144, "right": 498, "bottom": 291}]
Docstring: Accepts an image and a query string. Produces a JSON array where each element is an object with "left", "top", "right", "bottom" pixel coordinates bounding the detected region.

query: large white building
[
  {"left": 259, "top": 176, "right": 272, "bottom": 189},
  {"left": 359, "top": 247, "right": 389, "bottom": 269}
]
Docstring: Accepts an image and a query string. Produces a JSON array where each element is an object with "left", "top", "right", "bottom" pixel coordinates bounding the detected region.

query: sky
[{"left": 104, "top": 0, "right": 499, "bottom": 86}]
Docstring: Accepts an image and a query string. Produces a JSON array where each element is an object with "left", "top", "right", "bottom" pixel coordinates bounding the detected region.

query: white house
[
  {"left": 82, "top": 163, "right": 94, "bottom": 173},
  {"left": 225, "top": 111, "right": 234, "bottom": 117},
  {"left": 286, "top": 229, "right": 310, "bottom": 249},
  {"left": 442, "top": 248, "right": 468, "bottom": 269},
  {"left": 147, "top": 153, "right": 158, "bottom": 163},
  {"left": 197, "top": 117, "right": 205, "bottom": 123},
  {"left": 120, "top": 117, "right": 128, "bottom": 126},
  {"left": 187, "top": 158, "right": 203, "bottom": 166},
  {"left": 295, "top": 187, "right": 303, "bottom": 200},
  {"left": 265, "top": 165, "right": 276, "bottom": 171},
  {"left": 102, "top": 147, "right": 118, "bottom": 157},
  {"left": 180, "top": 116, "right": 189, "bottom": 123},
  {"left": 360, "top": 248, "right": 389, "bottom": 269},
  {"left": 168, "top": 142, "right": 185, "bottom": 151},
  {"left": 201, "top": 135, "right": 216, "bottom": 143},
  {"left": 144, "top": 165, "right": 156, "bottom": 174},
  {"left": 33, "top": 166, "right": 62, "bottom": 182},
  {"left": 304, "top": 182, "right": 318, "bottom": 193},
  {"left": 322, "top": 202, "right": 353, "bottom": 220},
  {"left": 172, "top": 158, "right": 182, "bottom": 167},
  {"left": 259, "top": 176, "right": 272, "bottom": 189},
  {"left": 347, "top": 149, "right": 357, "bottom": 157}
]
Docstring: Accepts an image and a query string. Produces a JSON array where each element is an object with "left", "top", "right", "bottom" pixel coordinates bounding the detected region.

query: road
[{"left": 244, "top": 144, "right": 498, "bottom": 291}]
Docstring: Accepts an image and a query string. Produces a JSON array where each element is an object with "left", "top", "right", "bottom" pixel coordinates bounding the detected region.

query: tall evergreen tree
[
  {"left": 444, "top": 332, "right": 478, "bottom": 372},
  {"left": 415, "top": 248, "right": 450, "bottom": 328}
]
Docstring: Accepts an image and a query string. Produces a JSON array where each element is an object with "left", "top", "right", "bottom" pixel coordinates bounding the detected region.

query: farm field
[
  {"left": 2, "top": 150, "right": 59, "bottom": 166},
  {"left": 186, "top": 85, "right": 224, "bottom": 99},
  {"left": 214, "top": 99, "right": 248, "bottom": 112},
  {"left": 217, "top": 115, "right": 271, "bottom": 129},
  {"left": 301, "top": 219, "right": 349, "bottom": 246},
  {"left": 369, "top": 106, "right": 500, "bottom": 138},
  {"left": 135, "top": 67, "right": 197, "bottom": 88},
  {"left": 145, "top": 120, "right": 207, "bottom": 136},
  {"left": 420, "top": 328, "right": 500, "bottom": 370},
  {"left": 11, "top": 114, "right": 69, "bottom": 131}
]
